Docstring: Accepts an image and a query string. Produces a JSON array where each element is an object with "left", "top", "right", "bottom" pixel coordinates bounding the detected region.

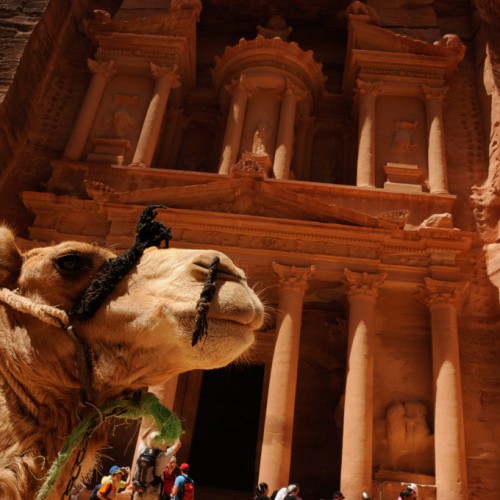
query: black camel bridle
[{"left": 66, "top": 205, "right": 220, "bottom": 402}]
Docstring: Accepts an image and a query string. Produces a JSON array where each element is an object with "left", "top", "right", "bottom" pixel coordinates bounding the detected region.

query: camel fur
[{"left": 0, "top": 225, "right": 264, "bottom": 499}]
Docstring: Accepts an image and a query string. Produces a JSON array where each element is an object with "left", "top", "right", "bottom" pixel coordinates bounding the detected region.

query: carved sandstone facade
[{"left": 0, "top": 1, "right": 499, "bottom": 499}]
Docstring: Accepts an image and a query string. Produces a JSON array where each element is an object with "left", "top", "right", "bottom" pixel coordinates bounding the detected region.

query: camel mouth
[
  {"left": 202, "top": 318, "right": 257, "bottom": 342},
  {"left": 178, "top": 314, "right": 260, "bottom": 334}
]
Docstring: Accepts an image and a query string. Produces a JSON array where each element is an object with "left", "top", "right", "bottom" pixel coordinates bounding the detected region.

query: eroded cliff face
[
  {"left": 0, "top": 1, "right": 50, "bottom": 102},
  {"left": 470, "top": 0, "right": 500, "bottom": 300}
]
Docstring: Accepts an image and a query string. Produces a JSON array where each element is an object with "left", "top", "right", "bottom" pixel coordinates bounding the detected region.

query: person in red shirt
[{"left": 161, "top": 454, "right": 179, "bottom": 499}]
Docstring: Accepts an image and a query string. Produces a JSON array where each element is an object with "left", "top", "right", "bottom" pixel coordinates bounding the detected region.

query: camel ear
[{"left": 0, "top": 226, "right": 22, "bottom": 289}]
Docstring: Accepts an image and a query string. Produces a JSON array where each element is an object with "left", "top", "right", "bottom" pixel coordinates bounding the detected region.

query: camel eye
[{"left": 54, "top": 254, "right": 90, "bottom": 275}]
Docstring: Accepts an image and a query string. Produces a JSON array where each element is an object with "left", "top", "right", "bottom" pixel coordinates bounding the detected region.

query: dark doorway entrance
[{"left": 189, "top": 364, "right": 264, "bottom": 492}]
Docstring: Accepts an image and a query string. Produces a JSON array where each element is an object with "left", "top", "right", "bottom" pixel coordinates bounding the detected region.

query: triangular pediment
[{"left": 84, "top": 176, "right": 399, "bottom": 229}]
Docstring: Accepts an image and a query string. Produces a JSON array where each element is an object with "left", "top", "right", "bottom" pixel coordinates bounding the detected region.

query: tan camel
[{"left": 0, "top": 225, "right": 264, "bottom": 499}]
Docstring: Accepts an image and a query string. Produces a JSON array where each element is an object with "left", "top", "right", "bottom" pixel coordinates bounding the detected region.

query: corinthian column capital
[
  {"left": 419, "top": 277, "right": 469, "bottom": 309},
  {"left": 150, "top": 63, "right": 181, "bottom": 88},
  {"left": 280, "top": 79, "right": 308, "bottom": 101},
  {"left": 421, "top": 85, "right": 449, "bottom": 102},
  {"left": 224, "top": 74, "right": 254, "bottom": 96},
  {"left": 272, "top": 262, "right": 316, "bottom": 295},
  {"left": 344, "top": 269, "right": 387, "bottom": 301},
  {"left": 355, "top": 79, "right": 383, "bottom": 97},
  {"left": 87, "top": 59, "right": 116, "bottom": 80}
]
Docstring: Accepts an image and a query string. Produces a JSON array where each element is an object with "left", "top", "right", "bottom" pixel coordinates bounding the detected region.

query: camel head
[
  {"left": 0, "top": 225, "right": 264, "bottom": 404},
  {"left": 0, "top": 210, "right": 265, "bottom": 499}
]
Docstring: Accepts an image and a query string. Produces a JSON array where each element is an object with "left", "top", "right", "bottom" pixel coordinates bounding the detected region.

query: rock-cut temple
[{"left": 1, "top": 1, "right": 500, "bottom": 498}]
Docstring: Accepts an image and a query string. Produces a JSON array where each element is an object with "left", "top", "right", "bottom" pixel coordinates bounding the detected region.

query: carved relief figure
[
  {"left": 105, "top": 95, "right": 139, "bottom": 139},
  {"left": 388, "top": 120, "right": 419, "bottom": 155},
  {"left": 252, "top": 120, "right": 273, "bottom": 156},
  {"left": 374, "top": 401, "right": 434, "bottom": 474}
]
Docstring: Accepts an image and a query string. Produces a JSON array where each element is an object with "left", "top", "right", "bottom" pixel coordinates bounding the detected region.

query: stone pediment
[
  {"left": 344, "top": 15, "right": 465, "bottom": 93},
  {"left": 84, "top": 177, "right": 398, "bottom": 229}
]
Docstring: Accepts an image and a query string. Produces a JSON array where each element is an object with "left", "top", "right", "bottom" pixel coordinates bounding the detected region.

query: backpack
[
  {"left": 135, "top": 448, "right": 162, "bottom": 487},
  {"left": 89, "top": 482, "right": 110, "bottom": 500},
  {"left": 89, "top": 484, "right": 100, "bottom": 500},
  {"left": 178, "top": 475, "right": 194, "bottom": 500}
]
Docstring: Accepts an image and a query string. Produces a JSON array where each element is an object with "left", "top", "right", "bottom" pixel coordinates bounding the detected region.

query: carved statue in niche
[
  {"left": 105, "top": 95, "right": 139, "bottom": 139},
  {"left": 374, "top": 401, "right": 434, "bottom": 474},
  {"left": 252, "top": 119, "right": 273, "bottom": 155},
  {"left": 388, "top": 120, "right": 419, "bottom": 155}
]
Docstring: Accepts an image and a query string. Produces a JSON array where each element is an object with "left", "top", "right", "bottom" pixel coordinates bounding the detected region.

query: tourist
[
  {"left": 408, "top": 483, "right": 418, "bottom": 498},
  {"left": 97, "top": 468, "right": 126, "bottom": 499},
  {"left": 101, "top": 465, "right": 131, "bottom": 491},
  {"left": 398, "top": 484, "right": 417, "bottom": 500},
  {"left": 170, "top": 463, "right": 194, "bottom": 500},
  {"left": 273, "top": 485, "right": 288, "bottom": 500},
  {"left": 255, "top": 482, "right": 271, "bottom": 499},
  {"left": 133, "top": 433, "right": 181, "bottom": 500},
  {"left": 284, "top": 483, "right": 302, "bottom": 500},
  {"left": 275, "top": 483, "right": 297, "bottom": 500},
  {"left": 161, "top": 454, "right": 179, "bottom": 499},
  {"left": 399, "top": 488, "right": 415, "bottom": 499}
]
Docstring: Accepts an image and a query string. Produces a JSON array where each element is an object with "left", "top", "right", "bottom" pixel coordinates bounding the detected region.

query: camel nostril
[{"left": 192, "top": 257, "right": 244, "bottom": 282}]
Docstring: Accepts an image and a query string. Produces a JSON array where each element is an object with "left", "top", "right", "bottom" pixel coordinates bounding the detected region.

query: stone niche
[
  {"left": 343, "top": 13, "right": 465, "bottom": 194},
  {"left": 212, "top": 32, "right": 326, "bottom": 179},
  {"left": 63, "top": 1, "right": 201, "bottom": 167},
  {"left": 375, "top": 95, "right": 427, "bottom": 191},
  {"left": 85, "top": 76, "right": 154, "bottom": 165}
]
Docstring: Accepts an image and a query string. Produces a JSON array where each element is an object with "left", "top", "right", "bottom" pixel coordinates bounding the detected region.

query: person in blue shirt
[{"left": 169, "top": 463, "right": 194, "bottom": 500}]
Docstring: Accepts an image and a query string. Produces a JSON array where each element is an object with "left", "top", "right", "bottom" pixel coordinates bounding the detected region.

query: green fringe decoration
[{"left": 36, "top": 392, "right": 182, "bottom": 500}]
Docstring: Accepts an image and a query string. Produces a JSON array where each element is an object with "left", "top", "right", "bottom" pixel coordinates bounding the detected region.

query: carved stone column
[
  {"left": 259, "top": 263, "right": 315, "bottom": 493},
  {"left": 63, "top": 59, "right": 116, "bottom": 160},
  {"left": 355, "top": 80, "right": 381, "bottom": 188},
  {"left": 219, "top": 76, "right": 251, "bottom": 174},
  {"left": 421, "top": 278, "right": 469, "bottom": 499},
  {"left": 131, "top": 63, "right": 181, "bottom": 168},
  {"left": 422, "top": 86, "right": 449, "bottom": 194},
  {"left": 273, "top": 83, "right": 304, "bottom": 179},
  {"left": 341, "top": 269, "right": 386, "bottom": 499}
]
